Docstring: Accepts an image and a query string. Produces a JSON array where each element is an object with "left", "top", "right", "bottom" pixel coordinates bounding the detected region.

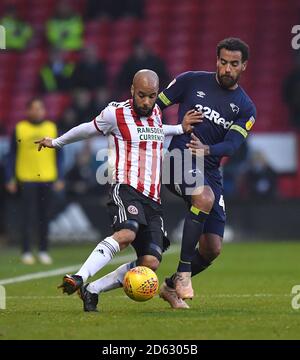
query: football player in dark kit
[{"left": 157, "top": 37, "right": 257, "bottom": 308}]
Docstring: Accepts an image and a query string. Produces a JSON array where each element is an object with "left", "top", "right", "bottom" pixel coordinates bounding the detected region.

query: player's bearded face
[
  {"left": 217, "top": 71, "right": 240, "bottom": 89},
  {"left": 133, "top": 91, "right": 157, "bottom": 117},
  {"left": 216, "top": 49, "right": 246, "bottom": 89}
]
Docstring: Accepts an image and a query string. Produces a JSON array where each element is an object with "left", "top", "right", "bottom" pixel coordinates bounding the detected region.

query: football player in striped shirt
[{"left": 36, "top": 69, "right": 202, "bottom": 311}]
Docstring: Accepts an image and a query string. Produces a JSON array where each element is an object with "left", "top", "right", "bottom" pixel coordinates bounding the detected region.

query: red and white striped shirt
[{"left": 94, "top": 100, "right": 164, "bottom": 203}]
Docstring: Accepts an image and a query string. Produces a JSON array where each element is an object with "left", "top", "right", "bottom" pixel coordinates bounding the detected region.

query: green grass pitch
[{"left": 0, "top": 241, "right": 300, "bottom": 340}]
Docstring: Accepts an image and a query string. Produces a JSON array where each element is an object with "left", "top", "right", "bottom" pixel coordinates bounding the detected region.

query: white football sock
[
  {"left": 75, "top": 237, "right": 120, "bottom": 282},
  {"left": 87, "top": 261, "right": 136, "bottom": 294}
]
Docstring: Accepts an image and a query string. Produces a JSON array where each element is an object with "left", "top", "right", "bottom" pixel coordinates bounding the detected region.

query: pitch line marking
[{"left": 0, "top": 246, "right": 180, "bottom": 286}]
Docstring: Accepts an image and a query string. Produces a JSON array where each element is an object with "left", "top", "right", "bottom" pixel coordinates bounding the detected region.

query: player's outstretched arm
[
  {"left": 162, "top": 110, "right": 203, "bottom": 136},
  {"left": 35, "top": 121, "right": 100, "bottom": 151}
]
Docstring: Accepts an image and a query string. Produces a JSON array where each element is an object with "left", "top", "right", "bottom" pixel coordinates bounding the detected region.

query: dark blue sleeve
[
  {"left": 5, "top": 129, "right": 17, "bottom": 182},
  {"left": 210, "top": 101, "right": 256, "bottom": 157},
  {"left": 209, "top": 130, "right": 246, "bottom": 157},
  {"left": 157, "top": 72, "right": 194, "bottom": 110}
]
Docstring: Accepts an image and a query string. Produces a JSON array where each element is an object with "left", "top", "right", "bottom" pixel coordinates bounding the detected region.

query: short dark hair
[
  {"left": 26, "top": 97, "right": 43, "bottom": 109},
  {"left": 217, "top": 37, "right": 249, "bottom": 63}
]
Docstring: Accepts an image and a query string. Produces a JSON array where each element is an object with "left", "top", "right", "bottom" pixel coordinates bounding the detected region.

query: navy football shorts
[{"left": 166, "top": 161, "right": 226, "bottom": 238}]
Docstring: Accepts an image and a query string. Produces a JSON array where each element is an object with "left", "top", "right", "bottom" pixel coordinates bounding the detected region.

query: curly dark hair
[{"left": 217, "top": 37, "right": 249, "bottom": 63}]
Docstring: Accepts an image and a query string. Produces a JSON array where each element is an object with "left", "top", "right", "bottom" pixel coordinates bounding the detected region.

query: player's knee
[
  {"left": 113, "top": 228, "right": 136, "bottom": 248},
  {"left": 138, "top": 255, "right": 160, "bottom": 272},
  {"left": 113, "top": 220, "right": 139, "bottom": 247},
  {"left": 202, "top": 244, "right": 222, "bottom": 262},
  {"left": 120, "top": 219, "right": 139, "bottom": 233},
  {"left": 192, "top": 187, "right": 215, "bottom": 211}
]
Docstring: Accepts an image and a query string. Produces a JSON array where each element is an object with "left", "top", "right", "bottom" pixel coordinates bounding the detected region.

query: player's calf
[
  {"left": 190, "top": 233, "right": 223, "bottom": 276},
  {"left": 70, "top": 225, "right": 138, "bottom": 284}
]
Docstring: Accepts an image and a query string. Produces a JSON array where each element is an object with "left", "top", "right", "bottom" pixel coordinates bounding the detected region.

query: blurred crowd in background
[{"left": 0, "top": 0, "right": 299, "bottom": 254}]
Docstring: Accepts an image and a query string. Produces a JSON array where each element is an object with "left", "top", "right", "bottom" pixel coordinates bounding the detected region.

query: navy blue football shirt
[{"left": 157, "top": 71, "right": 256, "bottom": 170}]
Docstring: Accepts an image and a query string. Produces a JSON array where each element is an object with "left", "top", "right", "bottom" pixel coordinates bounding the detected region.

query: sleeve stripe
[
  {"left": 230, "top": 124, "right": 248, "bottom": 138},
  {"left": 93, "top": 118, "right": 103, "bottom": 133},
  {"left": 158, "top": 92, "right": 172, "bottom": 106}
]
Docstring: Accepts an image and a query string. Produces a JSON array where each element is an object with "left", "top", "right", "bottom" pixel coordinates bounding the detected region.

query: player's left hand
[
  {"left": 182, "top": 110, "right": 204, "bottom": 133},
  {"left": 186, "top": 133, "right": 210, "bottom": 156}
]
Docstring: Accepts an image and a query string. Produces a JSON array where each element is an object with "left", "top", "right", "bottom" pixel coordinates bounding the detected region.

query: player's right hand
[
  {"left": 35, "top": 137, "right": 54, "bottom": 151},
  {"left": 182, "top": 110, "right": 204, "bottom": 133}
]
